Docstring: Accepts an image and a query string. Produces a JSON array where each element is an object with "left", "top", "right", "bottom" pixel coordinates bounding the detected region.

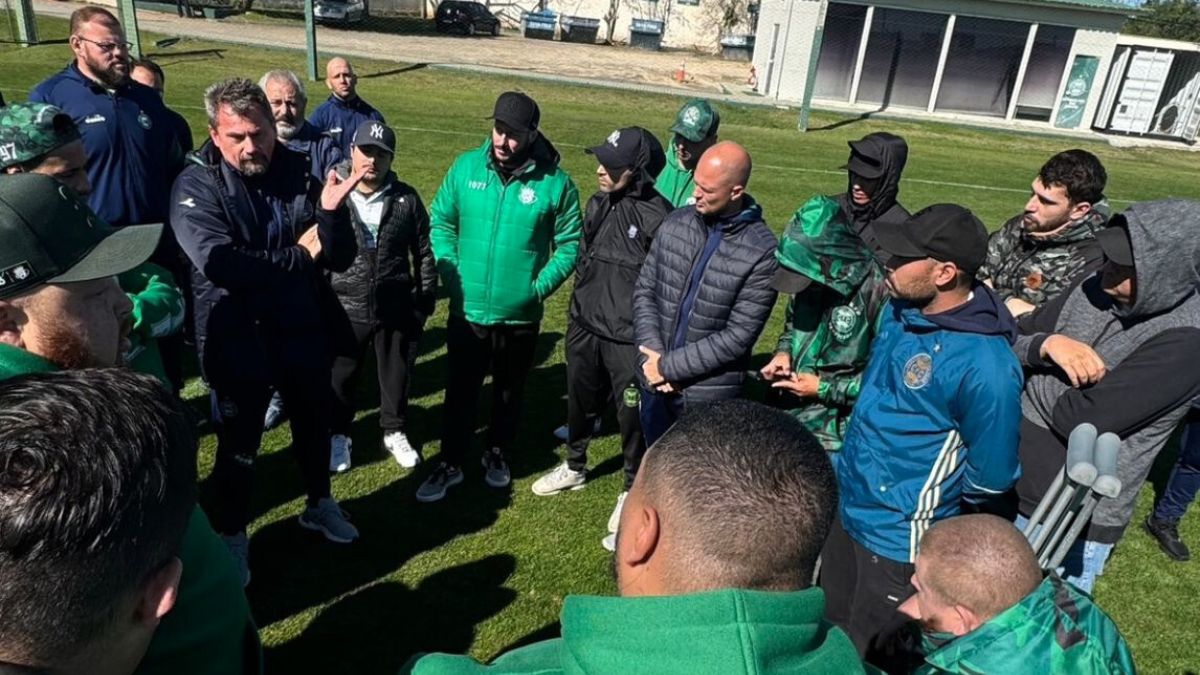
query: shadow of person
[{"left": 264, "top": 554, "right": 519, "bottom": 674}]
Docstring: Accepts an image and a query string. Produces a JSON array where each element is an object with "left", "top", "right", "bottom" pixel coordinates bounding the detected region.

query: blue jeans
[
  {"left": 1014, "top": 514, "right": 1114, "bottom": 594},
  {"left": 639, "top": 388, "right": 685, "bottom": 448},
  {"left": 1153, "top": 413, "right": 1200, "bottom": 522}
]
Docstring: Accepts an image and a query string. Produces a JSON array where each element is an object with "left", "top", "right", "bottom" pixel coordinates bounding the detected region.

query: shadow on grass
[{"left": 264, "top": 554, "right": 519, "bottom": 673}]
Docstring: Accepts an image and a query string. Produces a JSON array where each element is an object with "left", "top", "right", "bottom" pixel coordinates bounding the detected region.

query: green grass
[{"left": 5, "top": 14, "right": 1200, "bottom": 674}]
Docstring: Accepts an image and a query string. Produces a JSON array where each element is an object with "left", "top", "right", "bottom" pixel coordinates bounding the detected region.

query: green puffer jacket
[
  {"left": 772, "top": 196, "right": 888, "bottom": 452},
  {"left": 430, "top": 136, "right": 582, "bottom": 325},
  {"left": 403, "top": 588, "right": 876, "bottom": 674},
  {"left": 916, "top": 576, "right": 1136, "bottom": 674}
]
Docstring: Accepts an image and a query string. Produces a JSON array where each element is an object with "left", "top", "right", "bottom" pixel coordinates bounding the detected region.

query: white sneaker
[
  {"left": 384, "top": 431, "right": 421, "bottom": 468},
  {"left": 531, "top": 462, "right": 587, "bottom": 496},
  {"left": 601, "top": 533, "right": 616, "bottom": 552},
  {"left": 553, "top": 417, "right": 603, "bottom": 442},
  {"left": 608, "top": 491, "right": 628, "bottom": 534},
  {"left": 221, "top": 532, "right": 251, "bottom": 587},
  {"left": 330, "top": 434, "right": 352, "bottom": 473}
]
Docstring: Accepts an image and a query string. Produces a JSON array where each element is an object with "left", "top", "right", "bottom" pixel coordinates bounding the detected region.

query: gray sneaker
[
  {"left": 299, "top": 497, "right": 360, "bottom": 543},
  {"left": 221, "top": 532, "right": 251, "bottom": 588},
  {"left": 482, "top": 448, "right": 511, "bottom": 488},
  {"left": 416, "top": 462, "right": 464, "bottom": 503},
  {"left": 532, "top": 462, "right": 587, "bottom": 495}
]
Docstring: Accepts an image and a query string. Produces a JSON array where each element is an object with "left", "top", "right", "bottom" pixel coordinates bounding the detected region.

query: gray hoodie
[{"left": 1013, "top": 199, "right": 1200, "bottom": 543}]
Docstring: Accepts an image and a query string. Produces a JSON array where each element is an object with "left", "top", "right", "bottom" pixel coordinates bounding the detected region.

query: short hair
[
  {"left": 69, "top": 6, "right": 120, "bottom": 35},
  {"left": 0, "top": 369, "right": 197, "bottom": 665},
  {"left": 131, "top": 58, "right": 165, "bottom": 84},
  {"left": 638, "top": 399, "right": 837, "bottom": 592},
  {"left": 203, "top": 77, "right": 272, "bottom": 130},
  {"left": 258, "top": 69, "right": 308, "bottom": 107},
  {"left": 918, "top": 514, "right": 1042, "bottom": 622},
  {"left": 1038, "top": 149, "right": 1107, "bottom": 205}
]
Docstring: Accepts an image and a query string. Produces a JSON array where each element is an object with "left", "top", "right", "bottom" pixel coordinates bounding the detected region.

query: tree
[{"left": 1124, "top": 0, "right": 1200, "bottom": 42}]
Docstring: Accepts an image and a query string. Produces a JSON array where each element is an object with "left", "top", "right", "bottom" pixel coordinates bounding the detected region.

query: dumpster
[
  {"left": 629, "top": 18, "right": 663, "bottom": 51},
  {"left": 720, "top": 34, "right": 755, "bottom": 61},
  {"left": 562, "top": 15, "right": 600, "bottom": 44},
  {"left": 523, "top": 10, "right": 557, "bottom": 41}
]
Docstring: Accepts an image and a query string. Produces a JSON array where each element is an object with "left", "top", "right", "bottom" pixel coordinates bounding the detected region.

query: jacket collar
[
  {"left": 65, "top": 60, "right": 129, "bottom": 95},
  {"left": 0, "top": 344, "right": 59, "bottom": 382}
]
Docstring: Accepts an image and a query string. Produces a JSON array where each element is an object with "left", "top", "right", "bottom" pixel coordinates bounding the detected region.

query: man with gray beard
[
  {"left": 260, "top": 69, "right": 341, "bottom": 183},
  {"left": 170, "top": 78, "right": 362, "bottom": 585}
]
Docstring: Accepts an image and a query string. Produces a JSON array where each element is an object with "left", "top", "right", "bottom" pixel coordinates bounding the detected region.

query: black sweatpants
[
  {"left": 565, "top": 321, "right": 645, "bottom": 490},
  {"left": 209, "top": 369, "right": 334, "bottom": 535},
  {"left": 330, "top": 321, "right": 422, "bottom": 435},
  {"left": 439, "top": 314, "right": 539, "bottom": 466},
  {"left": 819, "top": 515, "right": 916, "bottom": 657}
]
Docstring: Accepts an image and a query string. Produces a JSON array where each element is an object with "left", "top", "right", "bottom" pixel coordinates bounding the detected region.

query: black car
[{"left": 435, "top": 1, "right": 501, "bottom": 36}]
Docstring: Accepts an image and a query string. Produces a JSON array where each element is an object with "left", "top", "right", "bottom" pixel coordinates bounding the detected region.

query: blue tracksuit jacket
[{"left": 307, "top": 94, "right": 385, "bottom": 158}]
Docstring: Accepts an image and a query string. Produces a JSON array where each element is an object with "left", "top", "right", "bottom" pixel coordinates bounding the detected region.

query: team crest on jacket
[
  {"left": 137, "top": 110, "right": 152, "bottom": 130},
  {"left": 519, "top": 185, "right": 537, "bottom": 205},
  {"left": 903, "top": 353, "right": 933, "bottom": 389},
  {"left": 831, "top": 306, "right": 859, "bottom": 342}
]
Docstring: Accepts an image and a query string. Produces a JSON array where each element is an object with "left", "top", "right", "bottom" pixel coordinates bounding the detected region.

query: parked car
[
  {"left": 435, "top": 1, "right": 501, "bottom": 36},
  {"left": 315, "top": 0, "right": 367, "bottom": 25}
]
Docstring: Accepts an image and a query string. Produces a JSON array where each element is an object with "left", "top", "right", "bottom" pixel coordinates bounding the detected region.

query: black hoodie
[{"left": 836, "top": 132, "right": 910, "bottom": 264}]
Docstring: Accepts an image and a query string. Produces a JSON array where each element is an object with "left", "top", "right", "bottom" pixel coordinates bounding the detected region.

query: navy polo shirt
[{"left": 307, "top": 94, "right": 385, "bottom": 158}]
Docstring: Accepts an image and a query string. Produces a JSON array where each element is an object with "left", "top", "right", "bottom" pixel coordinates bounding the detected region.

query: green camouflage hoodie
[
  {"left": 979, "top": 201, "right": 1110, "bottom": 306},
  {"left": 772, "top": 196, "right": 888, "bottom": 452},
  {"left": 915, "top": 576, "right": 1135, "bottom": 674}
]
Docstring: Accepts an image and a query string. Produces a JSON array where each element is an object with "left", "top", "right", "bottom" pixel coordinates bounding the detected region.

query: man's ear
[
  {"left": 730, "top": 184, "right": 746, "bottom": 202},
  {"left": 0, "top": 299, "right": 27, "bottom": 348},
  {"left": 1068, "top": 201, "right": 1093, "bottom": 222},
  {"left": 619, "top": 503, "right": 660, "bottom": 569},
  {"left": 134, "top": 558, "right": 183, "bottom": 629},
  {"left": 954, "top": 603, "right": 984, "bottom": 635}
]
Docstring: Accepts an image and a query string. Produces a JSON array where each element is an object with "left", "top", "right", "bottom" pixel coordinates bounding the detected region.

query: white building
[
  {"left": 542, "top": 0, "right": 757, "bottom": 52},
  {"left": 1094, "top": 34, "right": 1200, "bottom": 142}
]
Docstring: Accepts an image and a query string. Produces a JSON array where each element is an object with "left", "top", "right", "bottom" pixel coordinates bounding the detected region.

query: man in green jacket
[
  {"left": 419, "top": 91, "right": 582, "bottom": 502},
  {"left": 896, "top": 514, "right": 1135, "bottom": 674},
  {"left": 760, "top": 195, "right": 887, "bottom": 452},
  {"left": 0, "top": 173, "right": 261, "bottom": 675},
  {"left": 405, "top": 400, "right": 872, "bottom": 674},
  {"left": 655, "top": 98, "right": 719, "bottom": 208}
]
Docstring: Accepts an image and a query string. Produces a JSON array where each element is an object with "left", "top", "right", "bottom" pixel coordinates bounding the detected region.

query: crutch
[
  {"left": 1046, "top": 432, "right": 1123, "bottom": 570},
  {"left": 1024, "top": 424, "right": 1098, "bottom": 565}
]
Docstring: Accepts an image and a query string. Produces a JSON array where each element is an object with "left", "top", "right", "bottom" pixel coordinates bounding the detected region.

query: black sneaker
[
  {"left": 482, "top": 448, "right": 511, "bottom": 488},
  {"left": 1144, "top": 515, "right": 1191, "bottom": 561},
  {"left": 416, "top": 462, "right": 463, "bottom": 503}
]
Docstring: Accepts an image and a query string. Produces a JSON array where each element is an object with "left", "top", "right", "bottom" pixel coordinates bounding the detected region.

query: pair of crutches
[{"left": 1022, "top": 423, "right": 1124, "bottom": 570}]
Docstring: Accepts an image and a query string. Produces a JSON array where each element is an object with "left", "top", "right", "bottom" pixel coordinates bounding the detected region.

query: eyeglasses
[{"left": 75, "top": 36, "right": 133, "bottom": 53}]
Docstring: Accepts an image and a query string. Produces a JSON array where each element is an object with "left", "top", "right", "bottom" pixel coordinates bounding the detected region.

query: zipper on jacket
[{"left": 485, "top": 172, "right": 506, "bottom": 312}]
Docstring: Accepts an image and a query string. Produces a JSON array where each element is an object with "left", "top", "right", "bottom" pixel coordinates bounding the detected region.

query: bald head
[
  {"left": 691, "top": 141, "right": 752, "bottom": 217},
  {"left": 919, "top": 515, "right": 1041, "bottom": 621},
  {"left": 325, "top": 57, "right": 358, "bottom": 100}
]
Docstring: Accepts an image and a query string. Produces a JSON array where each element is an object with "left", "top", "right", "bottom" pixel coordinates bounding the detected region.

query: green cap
[
  {"left": 670, "top": 99, "right": 719, "bottom": 143},
  {"left": 0, "top": 173, "right": 162, "bottom": 300},
  {"left": 0, "top": 103, "right": 81, "bottom": 170}
]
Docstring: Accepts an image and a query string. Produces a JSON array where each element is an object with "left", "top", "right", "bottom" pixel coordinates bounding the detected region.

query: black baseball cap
[
  {"left": 0, "top": 173, "right": 162, "bottom": 300},
  {"left": 586, "top": 127, "right": 641, "bottom": 173},
  {"left": 351, "top": 120, "right": 396, "bottom": 154},
  {"left": 490, "top": 91, "right": 540, "bottom": 134},
  {"left": 1096, "top": 219, "right": 1134, "bottom": 267},
  {"left": 874, "top": 203, "right": 988, "bottom": 274}
]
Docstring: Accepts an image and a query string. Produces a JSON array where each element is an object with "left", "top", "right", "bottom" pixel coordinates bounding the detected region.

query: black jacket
[
  {"left": 170, "top": 141, "right": 356, "bottom": 385},
  {"left": 331, "top": 173, "right": 436, "bottom": 329},
  {"left": 632, "top": 197, "right": 778, "bottom": 402}
]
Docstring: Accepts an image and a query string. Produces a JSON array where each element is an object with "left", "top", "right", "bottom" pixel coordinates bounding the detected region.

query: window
[
  {"left": 813, "top": 3, "right": 868, "bottom": 101},
  {"left": 856, "top": 8, "right": 947, "bottom": 109},
  {"left": 935, "top": 16, "right": 1030, "bottom": 117},
  {"left": 1016, "top": 24, "right": 1076, "bottom": 121}
]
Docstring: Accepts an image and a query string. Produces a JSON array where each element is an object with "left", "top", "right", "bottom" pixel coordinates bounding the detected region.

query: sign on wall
[{"left": 1055, "top": 55, "right": 1100, "bottom": 129}]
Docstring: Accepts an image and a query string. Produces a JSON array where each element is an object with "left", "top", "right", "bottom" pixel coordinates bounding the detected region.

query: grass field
[{"left": 4, "top": 14, "right": 1200, "bottom": 674}]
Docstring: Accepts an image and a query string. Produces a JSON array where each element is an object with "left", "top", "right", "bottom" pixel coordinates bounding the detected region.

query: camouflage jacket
[
  {"left": 979, "top": 202, "right": 1109, "bottom": 306},
  {"left": 772, "top": 196, "right": 888, "bottom": 452}
]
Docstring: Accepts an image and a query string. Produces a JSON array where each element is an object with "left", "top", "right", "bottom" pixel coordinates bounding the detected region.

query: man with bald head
[
  {"left": 632, "top": 141, "right": 777, "bottom": 446},
  {"left": 308, "top": 57, "right": 385, "bottom": 158},
  {"left": 895, "top": 515, "right": 1134, "bottom": 674}
]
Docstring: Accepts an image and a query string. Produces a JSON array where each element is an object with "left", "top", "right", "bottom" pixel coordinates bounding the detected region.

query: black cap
[
  {"left": 842, "top": 136, "right": 887, "bottom": 179},
  {"left": 875, "top": 204, "right": 988, "bottom": 274},
  {"left": 1096, "top": 221, "right": 1133, "bottom": 267},
  {"left": 490, "top": 91, "right": 540, "bottom": 134},
  {"left": 586, "top": 127, "right": 642, "bottom": 174},
  {"left": 351, "top": 120, "right": 396, "bottom": 154},
  {"left": 770, "top": 268, "right": 813, "bottom": 294}
]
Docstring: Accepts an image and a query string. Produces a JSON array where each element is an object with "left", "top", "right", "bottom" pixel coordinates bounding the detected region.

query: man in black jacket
[
  {"left": 170, "top": 78, "right": 362, "bottom": 585},
  {"left": 531, "top": 128, "right": 671, "bottom": 540},
  {"left": 839, "top": 132, "right": 909, "bottom": 262},
  {"left": 632, "top": 141, "right": 778, "bottom": 447},
  {"left": 329, "top": 121, "right": 435, "bottom": 472}
]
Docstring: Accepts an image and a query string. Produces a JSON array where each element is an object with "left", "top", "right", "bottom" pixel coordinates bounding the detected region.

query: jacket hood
[
  {"left": 1115, "top": 199, "right": 1200, "bottom": 318},
  {"left": 902, "top": 282, "right": 1018, "bottom": 343},
  {"left": 777, "top": 195, "right": 876, "bottom": 297},
  {"left": 847, "top": 132, "right": 908, "bottom": 227},
  {"left": 706, "top": 194, "right": 763, "bottom": 234},
  {"left": 480, "top": 133, "right": 562, "bottom": 176},
  {"left": 1022, "top": 199, "right": 1110, "bottom": 247},
  {"left": 626, "top": 127, "right": 667, "bottom": 194}
]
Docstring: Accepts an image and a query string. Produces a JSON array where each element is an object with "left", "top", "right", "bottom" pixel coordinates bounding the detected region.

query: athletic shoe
[
  {"left": 608, "top": 491, "right": 628, "bottom": 534},
  {"left": 384, "top": 431, "right": 421, "bottom": 468},
  {"left": 1145, "top": 515, "right": 1191, "bottom": 561},
  {"left": 482, "top": 448, "right": 511, "bottom": 488},
  {"left": 601, "top": 533, "right": 616, "bottom": 552},
  {"left": 553, "top": 417, "right": 603, "bottom": 442},
  {"left": 221, "top": 531, "right": 251, "bottom": 588},
  {"left": 329, "top": 434, "right": 352, "bottom": 473},
  {"left": 416, "top": 462, "right": 464, "bottom": 503},
  {"left": 531, "top": 462, "right": 587, "bottom": 495},
  {"left": 299, "top": 497, "right": 360, "bottom": 543},
  {"left": 262, "top": 391, "right": 286, "bottom": 431}
]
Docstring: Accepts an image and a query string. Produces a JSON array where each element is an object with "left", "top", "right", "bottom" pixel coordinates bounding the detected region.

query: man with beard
[
  {"left": 0, "top": 173, "right": 260, "bottom": 675},
  {"left": 260, "top": 69, "right": 341, "bottom": 183},
  {"left": 308, "top": 58, "right": 385, "bottom": 158},
  {"left": 897, "top": 515, "right": 1133, "bottom": 674},
  {"left": 131, "top": 59, "right": 195, "bottom": 154},
  {"left": 979, "top": 150, "right": 1109, "bottom": 318},
  {"left": 419, "top": 91, "right": 582, "bottom": 503},
  {"left": 30, "top": 7, "right": 182, "bottom": 231},
  {"left": 404, "top": 401, "right": 869, "bottom": 674},
  {"left": 531, "top": 127, "right": 670, "bottom": 547},
  {"left": 838, "top": 132, "right": 909, "bottom": 263},
  {"left": 171, "top": 78, "right": 362, "bottom": 585},
  {"left": 655, "top": 98, "right": 718, "bottom": 208},
  {"left": 819, "top": 204, "right": 1022, "bottom": 659}
]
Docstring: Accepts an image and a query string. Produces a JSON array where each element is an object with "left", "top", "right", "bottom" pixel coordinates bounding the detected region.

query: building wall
[
  {"left": 751, "top": 0, "right": 824, "bottom": 101},
  {"left": 544, "top": 0, "right": 754, "bottom": 51}
]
